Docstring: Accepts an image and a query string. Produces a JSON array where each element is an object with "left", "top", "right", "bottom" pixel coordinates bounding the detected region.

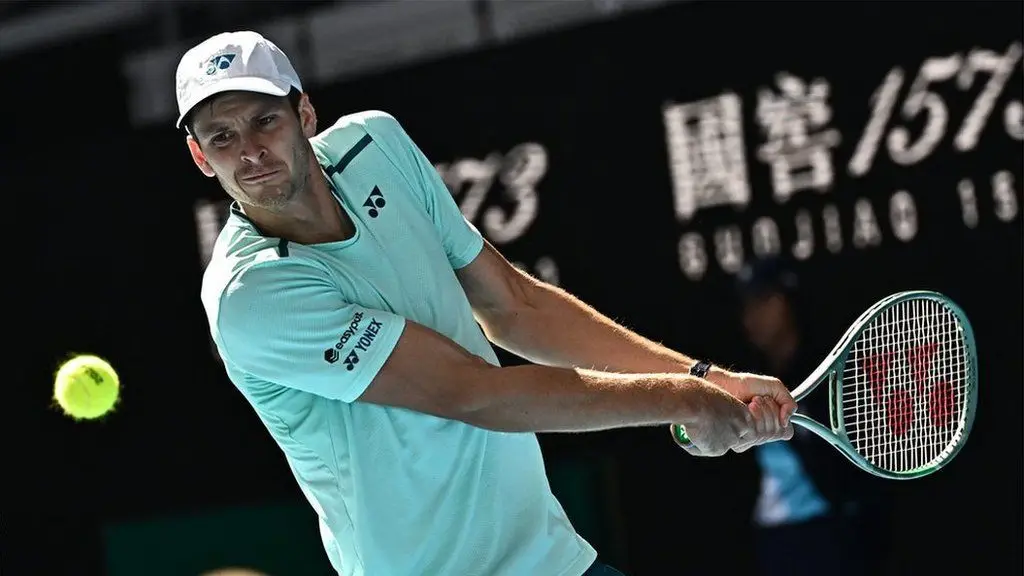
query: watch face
[{"left": 691, "top": 361, "right": 710, "bottom": 377}]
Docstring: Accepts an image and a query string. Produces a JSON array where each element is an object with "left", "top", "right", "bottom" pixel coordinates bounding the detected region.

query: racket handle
[{"left": 670, "top": 424, "right": 693, "bottom": 448}]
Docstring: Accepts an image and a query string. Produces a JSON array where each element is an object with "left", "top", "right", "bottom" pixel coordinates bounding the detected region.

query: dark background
[{"left": 8, "top": 1, "right": 1021, "bottom": 574}]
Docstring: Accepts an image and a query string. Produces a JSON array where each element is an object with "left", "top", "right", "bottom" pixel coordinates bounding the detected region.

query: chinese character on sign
[
  {"left": 663, "top": 94, "right": 750, "bottom": 222},
  {"left": 756, "top": 72, "right": 841, "bottom": 203}
]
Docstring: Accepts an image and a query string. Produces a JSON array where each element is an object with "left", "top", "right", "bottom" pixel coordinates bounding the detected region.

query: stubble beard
[{"left": 226, "top": 139, "right": 313, "bottom": 212}]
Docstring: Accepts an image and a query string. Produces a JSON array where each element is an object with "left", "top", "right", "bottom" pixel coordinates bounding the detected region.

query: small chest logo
[{"left": 363, "top": 186, "right": 386, "bottom": 218}]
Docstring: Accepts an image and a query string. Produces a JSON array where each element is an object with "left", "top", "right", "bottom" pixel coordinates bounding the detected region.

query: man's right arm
[
  {"left": 215, "top": 260, "right": 756, "bottom": 453},
  {"left": 359, "top": 320, "right": 741, "bottom": 433}
]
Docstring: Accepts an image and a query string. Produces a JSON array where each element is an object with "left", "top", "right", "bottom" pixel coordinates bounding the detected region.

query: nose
[{"left": 239, "top": 134, "right": 267, "bottom": 165}]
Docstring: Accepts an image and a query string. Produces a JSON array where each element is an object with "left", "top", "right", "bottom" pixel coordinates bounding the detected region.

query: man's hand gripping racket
[{"left": 673, "top": 291, "right": 979, "bottom": 479}]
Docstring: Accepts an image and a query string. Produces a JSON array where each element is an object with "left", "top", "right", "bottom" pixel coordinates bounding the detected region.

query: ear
[
  {"left": 297, "top": 93, "right": 318, "bottom": 138},
  {"left": 186, "top": 135, "right": 216, "bottom": 178}
]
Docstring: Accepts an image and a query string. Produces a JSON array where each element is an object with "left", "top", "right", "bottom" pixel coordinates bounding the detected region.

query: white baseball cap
[{"left": 174, "top": 31, "right": 303, "bottom": 129}]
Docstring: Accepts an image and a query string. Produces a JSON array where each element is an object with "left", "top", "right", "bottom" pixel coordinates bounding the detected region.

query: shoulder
[
  {"left": 311, "top": 111, "right": 412, "bottom": 162},
  {"left": 311, "top": 110, "right": 404, "bottom": 147},
  {"left": 326, "top": 109, "right": 403, "bottom": 136},
  {"left": 200, "top": 215, "right": 329, "bottom": 323}
]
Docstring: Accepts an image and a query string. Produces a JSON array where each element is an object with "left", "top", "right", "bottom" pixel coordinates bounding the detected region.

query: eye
[
  {"left": 257, "top": 114, "right": 278, "bottom": 127},
  {"left": 211, "top": 132, "right": 233, "bottom": 146}
]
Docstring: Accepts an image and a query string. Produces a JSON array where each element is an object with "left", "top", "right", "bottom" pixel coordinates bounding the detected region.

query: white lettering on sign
[
  {"left": 756, "top": 72, "right": 841, "bottom": 204},
  {"left": 849, "top": 42, "right": 1023, "bottom": 175},
  {"left": 667, "top": 42, "right": 1022, "bottom": 281},
  {"left": 674, "top": 176, "right": 1020, "bottom": 281},
  {"left": 435, "top": 142, "right": 547, "bottom": 245},
  {"left": 437, "top": 142, "right": 560, "bottom": 285},
  {"left": 663, "top": 94, "right": 751, "bottom": 222}
]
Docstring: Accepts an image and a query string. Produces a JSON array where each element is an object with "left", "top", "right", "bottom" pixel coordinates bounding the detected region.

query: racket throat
[{"left": 828, "top": 370, "right": 839, "bottom": 431}]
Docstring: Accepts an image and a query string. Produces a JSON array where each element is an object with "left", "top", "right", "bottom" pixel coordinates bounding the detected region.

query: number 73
[{"left": 849, "top": 42, "right": 1023, "bottom": 176}]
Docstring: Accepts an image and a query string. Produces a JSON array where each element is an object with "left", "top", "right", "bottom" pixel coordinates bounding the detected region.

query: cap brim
[{"left": 175, "top": 76, "right": 292, "bottom": 129}]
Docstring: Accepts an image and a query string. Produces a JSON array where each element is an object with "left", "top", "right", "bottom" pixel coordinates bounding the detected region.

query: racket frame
[{"left": 672, "top": 290, "right": 979, "bottom": 480}]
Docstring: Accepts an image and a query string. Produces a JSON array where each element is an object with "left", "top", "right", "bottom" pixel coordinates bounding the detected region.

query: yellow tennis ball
[{"left": 54, "top": 355, "right": 120, "bottom": 420}]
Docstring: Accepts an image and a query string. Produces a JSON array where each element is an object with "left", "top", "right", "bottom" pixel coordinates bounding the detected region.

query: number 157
[{"left": 849, "top": 42, "right": 1023, "bottom": 176}]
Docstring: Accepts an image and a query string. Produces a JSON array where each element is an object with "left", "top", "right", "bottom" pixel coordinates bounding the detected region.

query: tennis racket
[{"left": 672, "top": 290, "right": 979, "bottom": 480}]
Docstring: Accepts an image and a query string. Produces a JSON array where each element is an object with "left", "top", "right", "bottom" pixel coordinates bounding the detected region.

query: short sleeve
[
  {"left": 215, "top": 260, "right": 407, "bottom": 402},
  {"left": 364, "top": 112, "right": 484, "bottom": 269}
]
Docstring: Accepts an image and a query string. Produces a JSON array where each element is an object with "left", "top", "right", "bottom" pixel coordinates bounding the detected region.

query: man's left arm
[
  {"left": 456, "top": 241, "right": 797, "bottom": 425},
  {"left": 362, "top": 109, "right": 794, "bottom": 426}
]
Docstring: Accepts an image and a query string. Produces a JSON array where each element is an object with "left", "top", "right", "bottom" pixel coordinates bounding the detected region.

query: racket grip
[{"left": 670, "top": 424, "right": 694, "bottom": 448}]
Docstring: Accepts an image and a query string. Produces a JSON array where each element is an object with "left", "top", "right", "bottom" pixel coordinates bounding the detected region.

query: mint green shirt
[{"left": 200, "top": 111, "right": 596, "bottom": 576}]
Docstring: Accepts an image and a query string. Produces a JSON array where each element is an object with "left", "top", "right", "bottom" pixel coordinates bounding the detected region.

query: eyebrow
[{"left": 195, "top": 99, "right": 283, "bottom": 135}]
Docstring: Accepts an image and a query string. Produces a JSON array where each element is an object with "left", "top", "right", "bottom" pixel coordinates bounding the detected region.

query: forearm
[
  {"left": 461, "top": 365, "right": 705, "bottom": 433},
  {"left": 488, "top": 280, "right": 702, "bottom": 374}
]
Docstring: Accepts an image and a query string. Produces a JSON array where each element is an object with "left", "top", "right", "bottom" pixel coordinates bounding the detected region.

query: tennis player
[{"left": 179, "top": 31, "right": 796, "bottom": 576}]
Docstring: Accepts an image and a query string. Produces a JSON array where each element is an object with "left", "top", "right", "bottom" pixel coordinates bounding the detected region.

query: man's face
[
  {"left": 741, "top": 291, "right": 792, "bottom": 352},
  {"left": 186, "top": 91, "right": 316, "bottom": 211}
]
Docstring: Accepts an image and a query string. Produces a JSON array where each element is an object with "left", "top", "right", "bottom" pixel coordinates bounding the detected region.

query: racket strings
[{"left": 841, "top": 298, "right": 971, "bottom": 474}]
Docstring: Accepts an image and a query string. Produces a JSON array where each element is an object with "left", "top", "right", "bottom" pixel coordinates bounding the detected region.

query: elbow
[
  {"left": 476, "top": 311, "right": 516, "bottom": 347},
  {"left": 444, "top": 362, "right": 525, "bottom": 432},
  {"left": 438, "top": 357, "right": 500, "bottom": 422},
  {"left": 478, "top": 287, "right": 542, "bottom": 350}
]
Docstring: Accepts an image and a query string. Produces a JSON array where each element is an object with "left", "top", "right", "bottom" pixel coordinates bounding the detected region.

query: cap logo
[{"left": 205, "top": 53, "right": 237, "bottom": 75}]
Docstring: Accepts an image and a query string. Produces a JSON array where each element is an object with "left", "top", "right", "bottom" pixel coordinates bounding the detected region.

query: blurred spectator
[{"left": 737, "top": 258, "right": 892, "bottom": 576}]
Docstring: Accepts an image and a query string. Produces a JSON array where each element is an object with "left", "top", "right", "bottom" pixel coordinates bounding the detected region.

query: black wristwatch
[{"left": 689, "top": 360, "right": 713, "bottom": 378}]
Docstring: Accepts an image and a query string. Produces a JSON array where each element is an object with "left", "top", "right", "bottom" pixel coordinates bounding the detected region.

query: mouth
[{"left": 240, "top": 168, "right": 282, "bottom": 184}]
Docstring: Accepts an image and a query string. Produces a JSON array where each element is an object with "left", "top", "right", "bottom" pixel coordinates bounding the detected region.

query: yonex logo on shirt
[
  {"left": 323, "top": 316, "right": 383, "bottom": 368},
  {"left": 363, "top": 186, "right": 386, "bottom": 218},
  {"left": 354, "top": 319, "right": 384, "bottom": 353},
  {"left": 343, "top": 350, "right": 360, "bottom": 371}
]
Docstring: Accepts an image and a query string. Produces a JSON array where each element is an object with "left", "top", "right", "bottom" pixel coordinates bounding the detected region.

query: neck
[{"left": 243, "top": 162, "right": 352, "bottom": 244}]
